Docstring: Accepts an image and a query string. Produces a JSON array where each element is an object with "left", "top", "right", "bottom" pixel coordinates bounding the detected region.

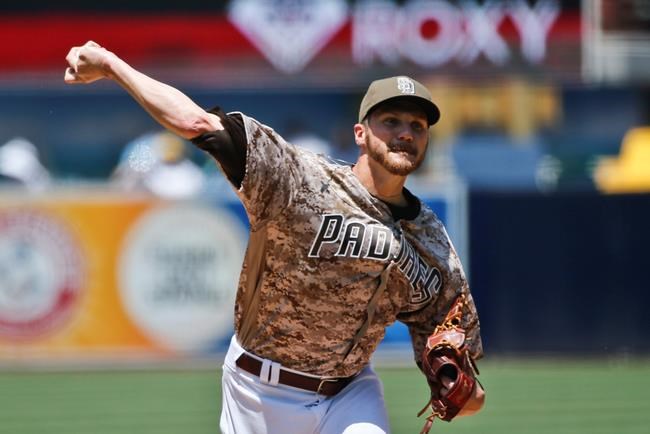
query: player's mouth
[{"left": 388, "top": 142, "right": 417, "bottom": 156}]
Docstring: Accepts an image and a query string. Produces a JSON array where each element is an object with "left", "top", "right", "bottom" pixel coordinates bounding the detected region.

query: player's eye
[{"left": 411, "top": 122, "right": 425, "bottom": 133}]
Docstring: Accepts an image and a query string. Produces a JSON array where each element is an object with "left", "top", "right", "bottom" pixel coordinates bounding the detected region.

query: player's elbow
[{"left": 176, "top": 112, "right": 224, "bottom": 140}]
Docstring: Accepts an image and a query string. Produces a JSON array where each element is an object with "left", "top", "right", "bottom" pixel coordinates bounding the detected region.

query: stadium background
[{"left": 1, "top": 1, "right": 649, "bottom": 433}]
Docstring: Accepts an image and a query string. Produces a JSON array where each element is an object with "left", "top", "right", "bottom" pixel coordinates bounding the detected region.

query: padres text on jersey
[{"left": 308, "top": 213, "right": 443, "bottom": 308}]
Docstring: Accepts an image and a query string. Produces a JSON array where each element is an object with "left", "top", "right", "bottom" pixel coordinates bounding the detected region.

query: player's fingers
[
  {"left": 440, "top": 375, "right": 455, "bottom": 390},
  {"left": 64, "top": 67, "right": 80, "bottom": 84},
  {"left": 65, "top": 47, "right": 80, "bottom": 70},
  {"left": 86, "top": 40, "right": 101, "bottom": 48}
]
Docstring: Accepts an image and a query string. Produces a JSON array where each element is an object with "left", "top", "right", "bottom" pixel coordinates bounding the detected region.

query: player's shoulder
[
  {"left": 292, "top": 150, "right": 355, "bottom": 188},
  {"left": 228, "top": 112, "right": 351, "bottom": 174},
  {"left": 408, "top": 200, "right": 446, "bottom": 232},
  {"left": 230, "top": 112, "right": 278, "bottom": 141},
  {"left": 318, "top": 154, "right": 353, "bottom": 169},
  {"left": 417, "top": 201, "right": 440, "bottom": 221}
]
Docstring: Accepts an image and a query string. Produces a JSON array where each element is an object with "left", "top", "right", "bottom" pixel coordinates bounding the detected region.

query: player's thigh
[
  {"left": 318, "top": 365, "right": 390, "bottom": 434},
  {"left": 220, "top": 364, "right": 322, "bottom": 434}
]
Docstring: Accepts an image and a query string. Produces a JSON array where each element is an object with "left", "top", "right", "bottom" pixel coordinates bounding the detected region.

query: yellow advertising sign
[{"left": 0, "top": 189, "right": 246, "bottom": 362}]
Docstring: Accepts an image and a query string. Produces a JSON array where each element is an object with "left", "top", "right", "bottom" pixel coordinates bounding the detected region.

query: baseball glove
[{"left": 417, "top": 295, "right": 480, "bottom": 434}]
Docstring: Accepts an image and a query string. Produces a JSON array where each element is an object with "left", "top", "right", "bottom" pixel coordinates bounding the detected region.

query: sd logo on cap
[{"left": 358, "top": 76, "right": 440, "bottom": 126}]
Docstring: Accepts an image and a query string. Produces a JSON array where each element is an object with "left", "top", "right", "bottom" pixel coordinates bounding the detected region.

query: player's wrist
[{"left": 100, "top": 51, "right": 120, "bottom": 80}]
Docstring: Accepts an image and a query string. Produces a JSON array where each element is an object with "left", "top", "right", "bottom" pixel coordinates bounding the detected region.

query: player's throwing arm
[{"left": 64, "top": 41, "right": 222, "bottom": 139}]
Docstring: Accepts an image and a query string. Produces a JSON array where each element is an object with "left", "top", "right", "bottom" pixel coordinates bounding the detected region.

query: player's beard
[{"left": 365, "top": 135, "right": 426, "bottom": 176}]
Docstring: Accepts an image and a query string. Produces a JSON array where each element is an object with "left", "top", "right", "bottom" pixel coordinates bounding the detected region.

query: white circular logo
[
  {"left": 118, "top": 204, "right": 247, "bottom": 352},
  {"left": 0, "top": 210, "right": 84, "bottom": 338}
]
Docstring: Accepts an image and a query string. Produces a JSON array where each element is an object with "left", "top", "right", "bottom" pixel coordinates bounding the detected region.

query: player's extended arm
[{"left": 64, "top": 41, "right": 222, "bottom": 139}]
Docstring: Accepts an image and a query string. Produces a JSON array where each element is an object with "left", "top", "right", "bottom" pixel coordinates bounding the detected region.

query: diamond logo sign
[{"left": 229, "top": 0, "right": 348, "bottom": 73}]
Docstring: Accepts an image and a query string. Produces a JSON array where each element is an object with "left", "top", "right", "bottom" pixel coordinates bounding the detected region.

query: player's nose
[{"left": 397, "top": 127, "right": 415, "bottom": 142}]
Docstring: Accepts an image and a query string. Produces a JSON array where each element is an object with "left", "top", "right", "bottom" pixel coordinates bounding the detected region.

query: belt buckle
[{"left": 316, "top": 377, "right": 339, "bottom": 395}]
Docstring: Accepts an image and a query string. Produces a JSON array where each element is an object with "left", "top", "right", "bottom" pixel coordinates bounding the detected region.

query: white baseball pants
[{"left": 219, "top": 336, "right": 390, "bottom": 434}]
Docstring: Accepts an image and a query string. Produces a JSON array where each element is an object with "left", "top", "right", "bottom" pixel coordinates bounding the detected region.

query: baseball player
[{"left": 65, "top": 41, "right": 485, "bottom": 434}]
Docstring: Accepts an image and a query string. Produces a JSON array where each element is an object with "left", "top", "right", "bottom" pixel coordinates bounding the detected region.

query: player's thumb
[{"left": 64, "top": 67, "right": 80, "bottom": 84}]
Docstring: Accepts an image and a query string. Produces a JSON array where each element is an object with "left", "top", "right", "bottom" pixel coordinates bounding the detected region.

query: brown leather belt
[{"left": 235, "top": 352, "right": 355, "bottom": 396}]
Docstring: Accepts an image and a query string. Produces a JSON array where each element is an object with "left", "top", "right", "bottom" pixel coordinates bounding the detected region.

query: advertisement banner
[
  {"left": 0, "top": 190, "right": 247, "bottom": 362},
  {"left": 0, "top": 0, "right": 582, "bottom": 81}
]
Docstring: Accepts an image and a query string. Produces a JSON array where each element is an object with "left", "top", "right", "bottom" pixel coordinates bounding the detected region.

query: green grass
[
  {"left": 382, "top": 359, "right": 650, "bottom": 434},
  {"left": 1, "top": 358, "right": 649, "bottom": 434}
]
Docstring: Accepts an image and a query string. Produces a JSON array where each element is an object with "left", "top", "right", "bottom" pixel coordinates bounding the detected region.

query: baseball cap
[{"left": 358, "top": 76, "right": 440, "bottom": 126}]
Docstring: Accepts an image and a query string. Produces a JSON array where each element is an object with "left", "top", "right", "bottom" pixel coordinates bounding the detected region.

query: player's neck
[{"left": 352, "top": 156, "right": 408, "bottom": 206}]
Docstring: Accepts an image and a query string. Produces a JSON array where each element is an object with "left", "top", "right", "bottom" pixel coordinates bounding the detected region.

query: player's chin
[{"left": 383, "top": 154, "right": 423, "bottom": 176}]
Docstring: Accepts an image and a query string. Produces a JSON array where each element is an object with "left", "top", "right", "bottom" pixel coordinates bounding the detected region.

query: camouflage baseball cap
[{"left": 359, "top": 76, "right": 440, "bottom": 126}]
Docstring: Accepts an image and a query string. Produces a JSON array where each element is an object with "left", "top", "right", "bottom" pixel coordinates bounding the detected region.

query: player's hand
[
  {"left": 441, "top": 374, "right": 484, "bottom": 416},
  {"left": 64, "top": 41, "right": 113, "bottom": 84},
  {"left": 439, "top": 374, "right": 455, "bottom": 396}
]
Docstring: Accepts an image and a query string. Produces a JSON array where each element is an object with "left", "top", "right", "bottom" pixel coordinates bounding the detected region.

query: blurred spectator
[
  {"left": 111, "top": 131, "right": 206, "bottom": 199},
  {"left": 0, "top": 137, "right": 51, "bottom": 191}
]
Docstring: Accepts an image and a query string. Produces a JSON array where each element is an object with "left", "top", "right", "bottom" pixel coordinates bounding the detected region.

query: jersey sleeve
[
  {"left": 232, "top": 112, "right": 306, "bottom": 228},
  {"left": 191, "top": 107, "right": 247, "bottom": 188},
  {"left": 397, "top": 242, "right": 483, "bottom": 365}
]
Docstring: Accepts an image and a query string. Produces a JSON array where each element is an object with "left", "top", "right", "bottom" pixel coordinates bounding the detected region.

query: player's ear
[{"left": 353, "top": 123, "right": 366, "bottom": 147}]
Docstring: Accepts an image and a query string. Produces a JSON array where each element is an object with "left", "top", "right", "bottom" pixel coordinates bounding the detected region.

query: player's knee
[{"left": 341, "top": 422, "right": 388, "bottom": 434}]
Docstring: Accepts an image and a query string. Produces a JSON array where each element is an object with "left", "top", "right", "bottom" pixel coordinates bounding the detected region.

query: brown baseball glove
[{"left": 417, "top": 295, "right": 481, "bottom": 434}]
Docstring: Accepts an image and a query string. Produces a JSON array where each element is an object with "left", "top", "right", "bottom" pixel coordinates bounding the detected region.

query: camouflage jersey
[{"left": 218, "top": 113, "right": 482, "bottom": 378}]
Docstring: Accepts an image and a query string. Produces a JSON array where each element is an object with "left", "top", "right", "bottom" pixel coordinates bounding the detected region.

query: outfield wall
[{"left": 470, "top": 190, "right": 650, "bottom": 355}]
